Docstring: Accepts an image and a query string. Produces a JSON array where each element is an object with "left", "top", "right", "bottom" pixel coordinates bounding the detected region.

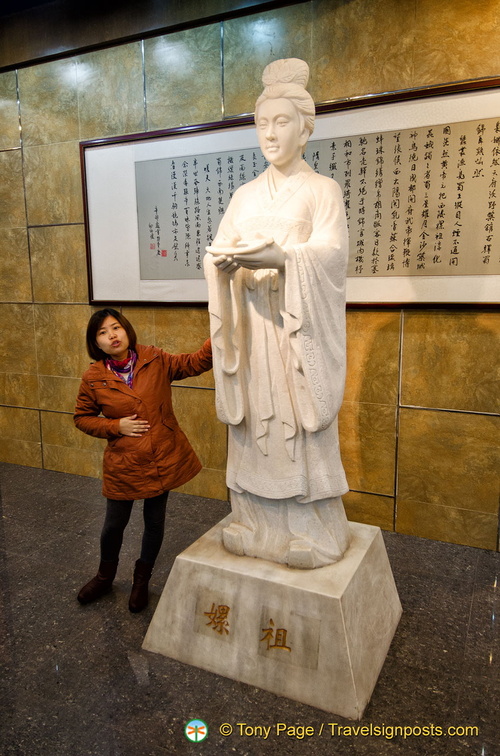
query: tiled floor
[{"left": 0, "top": 462, "right": 497, "bottom": 756}]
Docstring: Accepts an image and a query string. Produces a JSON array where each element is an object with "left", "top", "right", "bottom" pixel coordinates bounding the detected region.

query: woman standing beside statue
[
  {"left": 204, "top": 58, "right": 351, "bottom": 569},
  {"left": 74, "top": 308, "right": 212, "bottom": 611}
]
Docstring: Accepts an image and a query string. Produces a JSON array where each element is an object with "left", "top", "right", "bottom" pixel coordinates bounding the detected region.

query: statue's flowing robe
[{"left": 204, "top": 161, "right": 349, "bottom": 505}]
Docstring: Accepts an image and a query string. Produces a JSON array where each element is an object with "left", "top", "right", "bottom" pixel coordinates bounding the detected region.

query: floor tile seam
[
  {"left": 390, "top": 573, "right": 478, "bottom": 592},
  {"left": 384, "top": 560, "right": 479, "bottom": 576},
  {"left": 460, "top": 550, "right": 492, "bottom": 654},
  {"left": 381, "top": 641, "right": 470, "bottom": 667},
  {"left": 394, "top": 575, "right": 477, "bottom": 600}
]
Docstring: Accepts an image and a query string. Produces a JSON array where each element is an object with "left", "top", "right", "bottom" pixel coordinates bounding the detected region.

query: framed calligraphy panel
[{"left": 81, "top": 82, "right": 500, "bottom": 304}]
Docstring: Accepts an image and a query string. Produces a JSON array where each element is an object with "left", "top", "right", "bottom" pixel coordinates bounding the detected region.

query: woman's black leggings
[{"left": 100, "top": 492, "right": 169, "bottom": 566}]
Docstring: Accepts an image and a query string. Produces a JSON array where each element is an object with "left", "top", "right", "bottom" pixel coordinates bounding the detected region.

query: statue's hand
[
  {"left": 212, "top": 254, "right": 241, "bottom": 274},
  {"left": 233, "top": 240, "right": 285, "bottom": 270},
  {"left": 206, "top": 235, "right": 242, "bottom": 275},
  {"left": 206, "top": 236, "right": 285, "bottom": 272}
]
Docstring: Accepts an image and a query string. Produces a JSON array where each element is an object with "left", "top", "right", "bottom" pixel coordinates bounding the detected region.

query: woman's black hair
[{"left": 86, "top": 308, "right": 137, "bottom": 361}]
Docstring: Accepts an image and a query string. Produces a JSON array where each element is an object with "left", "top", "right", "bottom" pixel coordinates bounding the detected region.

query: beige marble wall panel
[
  {"left": 0, "top": 228, "right": 32, "bottom": 302},
  {"left": 398, "top": 408, "right": 499, "bottom": 514},
  {"left": 0, "top": 303, "right": 37, "bottom": 374},
  {"left": 154, "top": 306, "right": 210, "bottom": 351},
  {"left": 0, "top": 71, "right": 20, "bottom": 150},
  {"left": 0, "top": 372, "right": 39, "bottom": 408},
  {"left": 18, "top": 59, "right": 78, "bottom": 146},
  {"left": 76, "top": 43, "right": 145, "bottom": 140},
  {"left": 223, "top": 4, "right": 313, "bottom": 117},
  {"left": 339, "top": 400, "right": 397, "bottom": 496},
  {"left": 145, "top": 25, "right": 222, "bottom": 130},
  {"left": 41, "top": 409, "right": 103, "bottom": 480},
  {"left": 121, "top": 307, "right": 156, "bottom": 348},
  {"left": 38, "top": 375, "right": 82, "bottom": 413},
  {"left": 413, "top": 0, "right": 500, "bottom": 86},
  {"left": 0, "top": 439, "right": 42, "bottom": 468},
  {"left": 311, "top": 0, "right": 414, "bottom": 103},
  {"left": 30, "top": 224, "right": 88, "bottom": 303},
  {"left": 34, "top": 304, "right": 92, "bottom": 378},
  {"left": 401, "top": 311, "right": 500, "bottom": 414},
  {"left": 171, "top": 385, "right": 226, "bottom": 473},
  {"left": 342, "top": 491, "right": 394, "bottom": 531},
  {"left": 41, "top": 410, "right": 105, "bottom": 451},
  {"left": 397, "top": 499, "right": 498, "bottom": 551},
  {"left": 23, "top": 142, "right": 83, "bottom": 226},
  {"left": 0, "top": 406, "right": 42, "bottom": 467},
  {"left": 43, "top": 445, "right": 103, "bottom": 479},
  {"left": 172, "top": 382, "right": 227, "bottom": 498},
  {"left": 155, "top": 306, "right": 214, "bottom": 388},
  {"left": 0, "top": 150, "right": 25, "bottom": 228},
  {"left": 345, "top": 309, "right": 400, "bottom": 405},
  {"left": 41, "top": 409, "right": 105, "bottom": 479},
  {"left": 0, "top": 405, "right": 40, "bottom": 442}
]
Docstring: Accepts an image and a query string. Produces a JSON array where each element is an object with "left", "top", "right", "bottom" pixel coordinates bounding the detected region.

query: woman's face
[
  {"left": 96, "top": 315, "right": 129, "bottom": 361},
  {"left": 256, "top": 97, "right": 309, "bottom": 173}
]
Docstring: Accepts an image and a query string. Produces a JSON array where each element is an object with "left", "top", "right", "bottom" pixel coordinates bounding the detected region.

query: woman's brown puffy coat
[{"left": 74, "top": 340, "right": 212, "bottom": 500}]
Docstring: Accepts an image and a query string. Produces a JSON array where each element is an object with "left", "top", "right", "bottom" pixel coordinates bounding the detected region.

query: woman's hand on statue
[{"left": 119, "top": 414, "right": 150, "bottom": 437}]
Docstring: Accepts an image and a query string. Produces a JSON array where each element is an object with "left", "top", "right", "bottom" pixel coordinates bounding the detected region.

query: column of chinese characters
[
  {"left": 482, "top": 121, "right": 499, "bottom": 265},
  {"left": 403, "top": 131, "right": 418, "bottom": 271},
  {"left": 418, "top": 128, "right": 435, "bottom": 270},
  {"left": 238, "top": 153, "right": 247, "bottom": 194},
  {"left": 433, "top": 126, "right": 450, "bottom": 268},
  {"left": 329, "top": 140, "right": 338, "bottom": 180},
  {"left": 148, "top": 220, "right": 155, "bottom": 255},
  {"left": 204, "top": 162, "right": 213, "bottom": 245},
  {"left": 371, "top": 134, "right": 384, "bottom": 274},
  {"left": 388, "top": 132, "right": 402, "bottom": 272},
  {"left": 483, "top": 170, "right": 497, "bottom": 265},
  {"left": 170, "top": 160, "right": 179, "bottom": 261},
  {"left": 473, "top": 122, "right": 486, "bottom": 179},
  {"left": 343, "top": 139, "right": 352, "bottom": 224},
  {"left": 192, "top": 158, "right": 203, "bottom": 271},
  {"left": 152, "top": 206, "right": 162, "bottom": 257},
  {"left": 216, "top": 157, "right": 224, "bottom": 217},
  {"left": 227, "top": 155, "right": 235, "bottom": 199},
  {"left": 355, "top": 136, "right": 368, "bottom": 275},
  {"left": 311, "top": 147, "right": 320, "bottom": 173},
  {"left": 252, "top": 150, "right": 261, "bottom": 178},
  {"left": 182, "top": 160, "right": 192, "bottom": 267},
  {"left": 448, "top": 125, "right": 462, "bottom": 268}
]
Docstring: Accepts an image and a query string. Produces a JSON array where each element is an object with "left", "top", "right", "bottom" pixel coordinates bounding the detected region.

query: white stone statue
[{"left": 204, "top": 58, "right": 351, "bottom": 569}]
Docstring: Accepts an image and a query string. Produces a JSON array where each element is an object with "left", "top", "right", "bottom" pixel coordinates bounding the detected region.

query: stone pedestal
[{"left": 143, "top": 518, "right": 402, "bottom": 720}]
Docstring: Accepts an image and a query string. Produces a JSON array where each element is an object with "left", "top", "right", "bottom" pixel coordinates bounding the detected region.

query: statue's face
[{"left": 256, "top": 97, "right": 308, "bottom": 171}]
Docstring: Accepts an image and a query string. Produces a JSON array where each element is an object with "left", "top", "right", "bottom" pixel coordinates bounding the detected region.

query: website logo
[{"left": 185, "top": 719, "right": 208, "bottom": 742}]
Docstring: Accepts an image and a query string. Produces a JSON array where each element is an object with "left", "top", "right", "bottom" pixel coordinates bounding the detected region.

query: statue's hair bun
[{"left": 262, "top": 58, "right": 310, "bottom": 89}]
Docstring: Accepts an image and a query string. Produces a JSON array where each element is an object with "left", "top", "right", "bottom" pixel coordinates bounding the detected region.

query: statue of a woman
[{"left": 204, "top": 58, "right": 351, "bottom": 568}]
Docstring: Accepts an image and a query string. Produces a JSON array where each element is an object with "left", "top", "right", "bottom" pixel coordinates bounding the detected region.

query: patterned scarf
[{"left": 105, "top": 349, "right": 137, "bottom": 388}]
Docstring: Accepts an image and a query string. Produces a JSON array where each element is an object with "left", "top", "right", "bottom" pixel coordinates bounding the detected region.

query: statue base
[{"left": 142, "top": 517, "right": 402, "bottom": 720}]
